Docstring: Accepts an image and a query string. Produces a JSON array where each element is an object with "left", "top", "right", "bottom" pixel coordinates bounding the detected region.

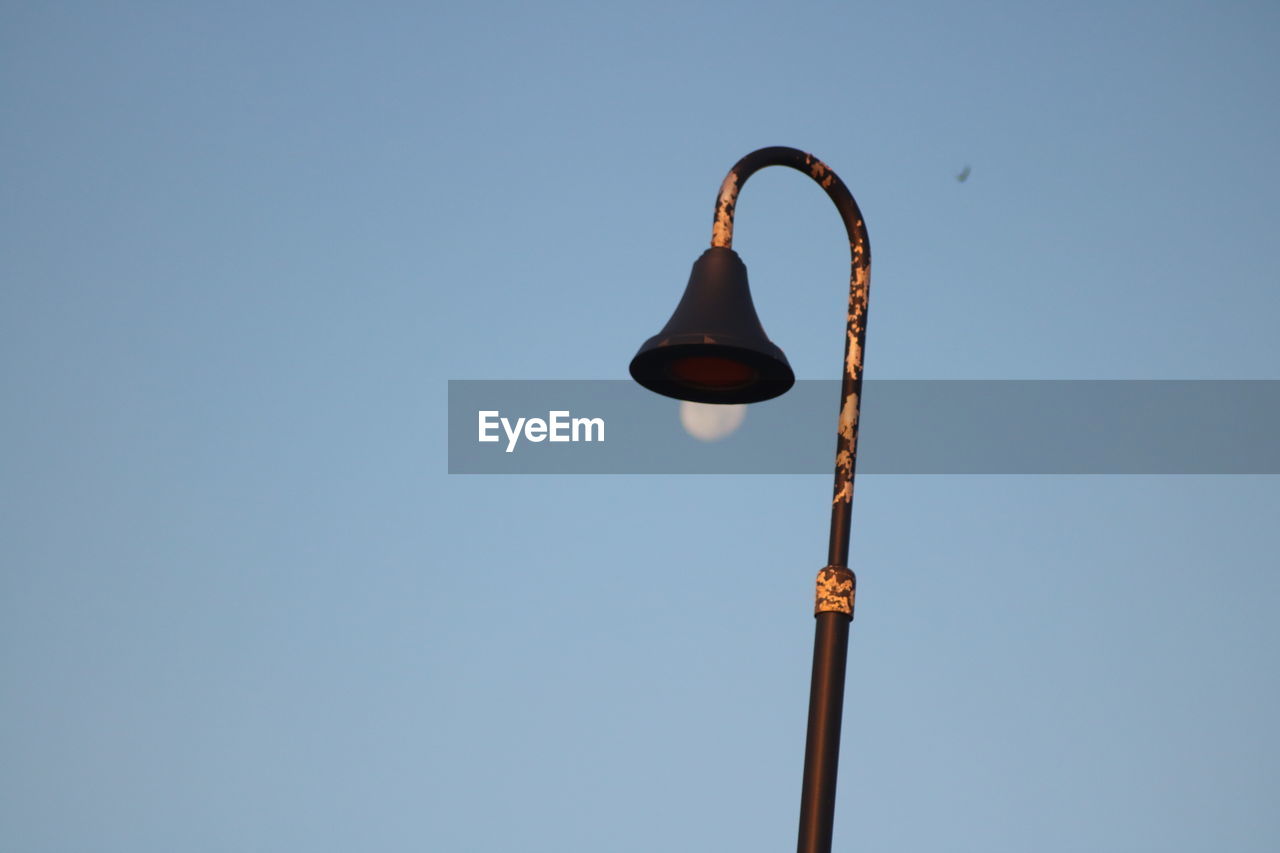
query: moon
[{"left": 679, "top": 401, "right": 747, "bottom": 442}]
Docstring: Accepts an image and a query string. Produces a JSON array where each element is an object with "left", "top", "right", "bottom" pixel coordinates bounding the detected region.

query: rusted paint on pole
[
  {"left": 710, "top": 146, "right": 871, "bottom": 567},
  {"left": 709, "top": 146, "right": 872, "bottom": 853}
]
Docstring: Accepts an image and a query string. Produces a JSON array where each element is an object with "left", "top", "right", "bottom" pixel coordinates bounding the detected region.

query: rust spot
[
  {"left": 698, "top": 147, "right": 872, "bottom": 520},
  {"left": 845, "top": 332, "right": 862, "bottom": 380},
  {"left": 712, "top": 170, "right": 741, "bottom": 249},
  {"left": 838, "top": 393, "right": 858, "bottom": 439},
  {"left": 815, "top": 566, "right": 855, "bottom": 616}
]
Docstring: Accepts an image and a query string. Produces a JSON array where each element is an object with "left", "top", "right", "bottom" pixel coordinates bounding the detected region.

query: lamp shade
[{"left": 629, "top": 247, "right": 794, "bottom": 404}]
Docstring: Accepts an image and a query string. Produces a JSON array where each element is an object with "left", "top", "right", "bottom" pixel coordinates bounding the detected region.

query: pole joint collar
[{"left": 815, "top": 566, "right": 856, "bottom": 618}]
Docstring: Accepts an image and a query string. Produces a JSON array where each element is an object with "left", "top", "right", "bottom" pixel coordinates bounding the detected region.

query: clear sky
[{"left": 3, "top": 1, "right": 1278, "bottom": 850}]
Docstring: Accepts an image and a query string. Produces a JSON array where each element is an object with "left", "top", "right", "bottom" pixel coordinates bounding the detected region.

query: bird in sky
[{"left": 956, "top": 165, "right": 971, "bottom": 183}]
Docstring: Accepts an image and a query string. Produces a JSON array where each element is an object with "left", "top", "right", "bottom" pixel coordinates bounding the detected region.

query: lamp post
[{"left": 628, "top": 146, "right": 871, "bottom": 853}]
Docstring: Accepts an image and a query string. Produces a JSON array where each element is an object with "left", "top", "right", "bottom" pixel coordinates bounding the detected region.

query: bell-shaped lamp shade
[{"left": 629, "top": 247, "right": 795, "bottom": 404}]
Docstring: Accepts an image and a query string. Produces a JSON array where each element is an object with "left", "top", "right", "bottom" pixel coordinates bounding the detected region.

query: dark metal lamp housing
[{"left": 628, "top": 246, "right": 794, "bottom": 404}]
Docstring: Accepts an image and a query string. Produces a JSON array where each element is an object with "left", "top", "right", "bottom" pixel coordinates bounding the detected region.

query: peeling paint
[
  {"left": 845, "top": 331, "right": 862, "bottom": 379},
  {"left": 814, "top": 566, "right": 856, "bottom": 617},
  {"left": 838, "top": 393, "right": 858, "bottom": 438},
  {"left": 701, "top": 146, "right": 871, "bottom": 563},
  {"left": 711, "top": 170, "right": 741, "bottom": 249}
]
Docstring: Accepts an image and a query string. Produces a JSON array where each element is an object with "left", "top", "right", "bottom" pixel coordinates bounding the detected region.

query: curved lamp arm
[
  {"left": 709, "top": 146, "right": 871, "bottom": 569},
  {"left": 708, "top": 148, "right": 872, "bottom": 853}
]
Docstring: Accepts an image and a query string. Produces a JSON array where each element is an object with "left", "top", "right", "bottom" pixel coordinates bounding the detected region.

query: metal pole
[
  {"left": 797, "top": 612, "right": 851, "bottom": 852},
  {"left": 711, "top": 147, "right": 871, "bottom": 853}
]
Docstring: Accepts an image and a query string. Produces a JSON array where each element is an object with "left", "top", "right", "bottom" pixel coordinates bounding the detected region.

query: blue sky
[{"left": 3, "top": 2, "right": 1278, "bottom": 850}]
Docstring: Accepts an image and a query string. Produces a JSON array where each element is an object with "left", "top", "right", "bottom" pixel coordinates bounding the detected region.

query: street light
[{"left": 629, "top": 146, "right": 871, "bottom": 853}]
